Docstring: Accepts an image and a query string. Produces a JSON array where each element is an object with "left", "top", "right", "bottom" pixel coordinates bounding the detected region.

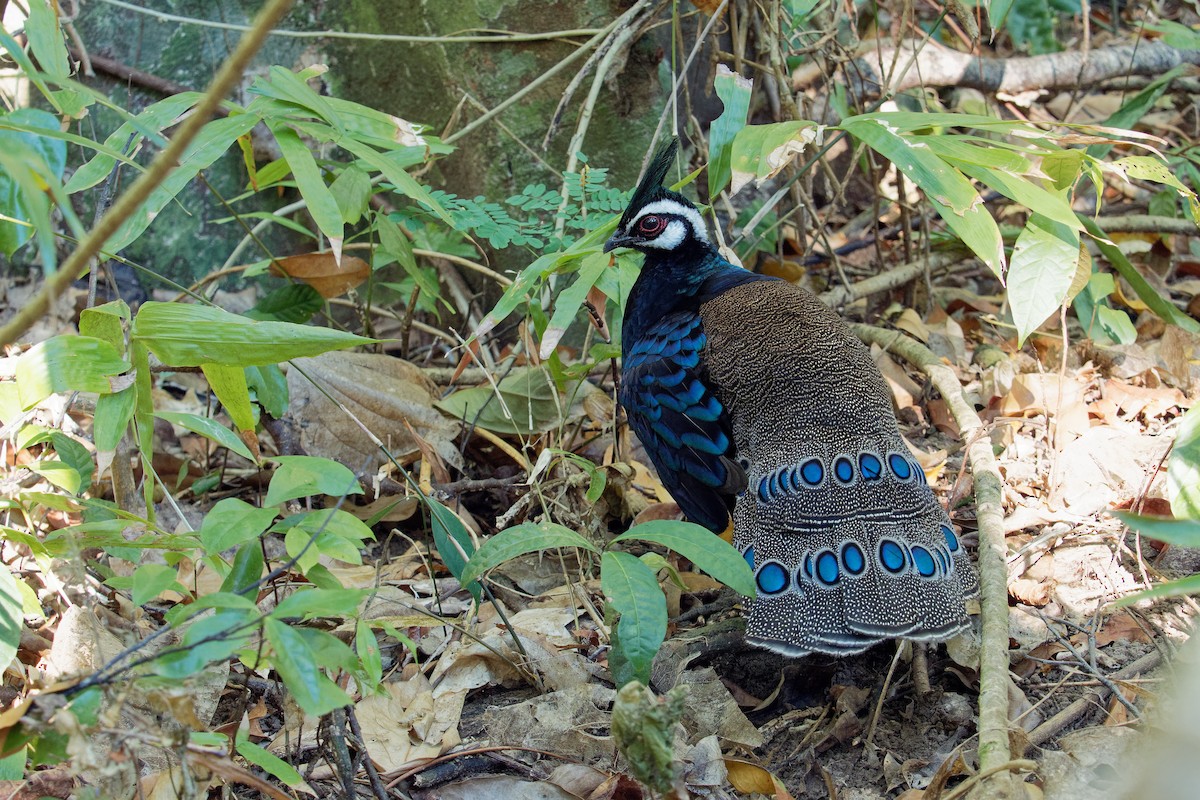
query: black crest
[{"left": 619, "top": 137, "right": 679, "bottom": 230}]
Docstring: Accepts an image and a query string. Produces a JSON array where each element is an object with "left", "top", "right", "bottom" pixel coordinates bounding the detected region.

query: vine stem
[
  {"left": 850, "top": 323, "right": 1016, "bottom": 799},
  {"left": 0, "top": 0, "right": 296, "bottom": 348}
]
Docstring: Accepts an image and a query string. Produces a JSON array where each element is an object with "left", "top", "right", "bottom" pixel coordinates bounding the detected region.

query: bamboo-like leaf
[
  {"left": 540, "top": 251, "right": 610, "bottom": 358},
  {"left": 156, "top": 411, "right": 255, "bottom": 462},
  {"left": 428, "top": 499, "right": 482, "bottom": 601},
  {"left": 130, "top": 301, "right": 375, "bottom": 368},
  {"left": 265, "top": 618, "right": 352, "bottom": 716},
  {"left": 708, "top": 65, "right": 753, "bottom": 198},
  {"left": 16, "top": 336, "right": 129, "bottom": 410},
  {"left": 270, "top": 123, "right": 345, "bottom": 253}
]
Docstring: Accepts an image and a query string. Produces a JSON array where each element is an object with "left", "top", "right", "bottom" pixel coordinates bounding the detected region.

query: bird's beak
[{"left": 603, "top": 233, "right": 631, "bottom": 253}]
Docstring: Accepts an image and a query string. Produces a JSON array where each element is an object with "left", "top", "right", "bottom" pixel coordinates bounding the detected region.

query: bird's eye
[{"left": 636, "top": 215, "right": 665, "bottom": 235}]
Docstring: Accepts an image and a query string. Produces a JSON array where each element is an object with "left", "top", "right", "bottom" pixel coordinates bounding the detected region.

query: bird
[{"left": 604, "top": 138, "right": 977, "bottom": 657}]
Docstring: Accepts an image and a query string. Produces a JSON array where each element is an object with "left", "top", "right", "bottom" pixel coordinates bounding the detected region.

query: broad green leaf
[
  {"left": 79, "top": 300, "right": 130, "bottom": 351},
  {"left": 103, "top": 114, "right": 260, "bottom": 253},
  {"left": 131, "top": 301, "right": 376, "bottom": 368},
  {"left": 612, "top": 520, "right": 756, "bottom": 596},
  {"left": 29, "top": 460, "right": 79, "bottom": 494},
  {"left": 1167, "top": 405, "right": 1200, "bottom": 519},
  {"left": 729, "top": 121, "right": 821, "bottom": 195},
  {"left": 156, "top": 411, "right": 255, "bottom": 462},
  {"left": 1114, "top": 511, "right": 1200, "bottom": 547},
  {"left": 270, "top": 123, "right": 344, "bottom": 250},
  {"left": 931, "top": 149, "right": 1080, "bottom": 231},
  {"left": 601, "top": 551, "right": 667, "bottom": 685},
  {"left": 708, "top": 65, "right": 753, "bottom": 198},
  {"left": 271, "top": 588, "right": 366, "bottom": 620},
  {"left": 198, "top": 498, "right": 278, "bottom": 555},
  {"left": 252, "top": 66, "right": 340, "bottom": 128},
  {"left": 246, "top": 364, "right": 289, "bottom": 419},
  {"left": 460, "top": 521, "right": 598, "bottom": 586},
  {"left": 94, "top": 387, "right": 137, "bottom": 452},
  {"left": 840, "top": 115, "right": 1005, "bottom": 277},
  {"left": 16, "top": 335, "right": 129, "bottom": 409},
  {"left": 540, "top": 251, "right": 609, "bottom": 359},
  {"left": 221, "top": 542, "right": 265, "bottom": 595},
  {"left": 245, "top": 283, "right": 324, "bottom": 324},
  {"left": 265, "top": 456, "right": 361, "bottom": 506},
  {"left": 47, "top": 432, "right": 94, "bottom": 492},
  {"left": 265, "top": 618, "right": 352, "bottom": 715},
  {"left": 200, "top": 363, "right": 256, "bottom": 433},
  {"left": 989, "top": 0, "right": 1016, "bottom": 35},
  {"left": 428, "top": 499, "right": 482, "bottom": 601},
  {"left": 154, "top": 609, "right": 255, "bottom": 678},
  {"left": 284, "top": 527, "right": 321, "bottom": 574},
  {"left": 0, "top": 565, "right": 24, "bottom": 671},
  {"left": 1007, "top": 214, "right": 1080, "bottom": 345},
  {"left": 436, "top": 366, "right": 573, "bottom": 436},
  {"left": 236, "top": 731, "right": 307, "bottom": 789},
  {"left": 131, "top": 564, "right": 185, "bottom": 607}
]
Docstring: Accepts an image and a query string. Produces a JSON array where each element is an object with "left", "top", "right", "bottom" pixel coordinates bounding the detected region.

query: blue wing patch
[{"left": 621, "top": 311, "right": 742, "bottom": 531}]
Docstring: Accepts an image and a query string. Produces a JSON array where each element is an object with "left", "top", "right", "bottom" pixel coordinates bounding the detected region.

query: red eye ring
[{"left": 636, "top": 215, "right": 665, "bottom": 235}]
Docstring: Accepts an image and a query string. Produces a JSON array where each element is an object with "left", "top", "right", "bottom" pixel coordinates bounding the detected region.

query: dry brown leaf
[
  {"left": 999, "top": 373, "right": 1091, "bottom": 440},
  {"left": 1095, "top": 611, "right": 1152, "bottom": 646},
  {"left": 287, "top": 351, "right": 462, "bottom": 474},
  {"left": 354, "top": 673, "right": 458, "bottom": 772},
  {"left": 271, "top": 252, "right": 370, "bottom": 298},
  {"left": 726, "top": 757, "right": 795, "bottom": 798}
]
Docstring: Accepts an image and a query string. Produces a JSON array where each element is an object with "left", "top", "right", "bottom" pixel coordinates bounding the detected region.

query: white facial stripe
[
  {"left": 640, "top": 220, "right": 687, "bottom": 250},
  {"left": 630, "top": 199, "right": 709, "bottom": 243}
]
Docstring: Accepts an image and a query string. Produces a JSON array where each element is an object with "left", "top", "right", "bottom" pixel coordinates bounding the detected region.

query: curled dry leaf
[{"left": 270, "top": 253, "right": 370, "bottom": 298}]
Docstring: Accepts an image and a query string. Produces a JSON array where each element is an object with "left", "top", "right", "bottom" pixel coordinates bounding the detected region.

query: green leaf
[
  {"left": 236, "top": 730, "right": 306, "bottom": 788},
  {"left": 154, "top": 609, "right": 255, "bottom": 678},
  {"left": 356, "top": 620, "right": 383, "bottom": 690},
  {"left": 601, "top": 551, "right": 667, "bottom": 685},
  {"left": 265, "top": 456, "right": 361, "bottom": 506},
  {"left": 271, "top": 587, "right": 366, "bottom": 620},
  {"left": 15, "top": 335, "right": 129, "bottom": 410},
  {"left": 265, "top": 618, "right": 352, "bottom": 716},
  {"left": 339, "top": 137, "right": 454, "bottom": 226},
  {"left": 428, "top": 499, "right": 482, "bottom": 601},
  {"left": 540, "top": 251, "right": 609, "bottom": 359},
  {"left": 436, "top": 366, "right": 574, "bottom": 435},
  {"left": 840, "top": 114, "right": 1005, "bottom": 277},
  {"left": 270, "top": 123, "right": 344, "bottom": 249},
  {"left": 246, "top": 364, "right": 289, "bottom": 419},
  {"left": 156, "top": 411, "right": 255, "bottom": 462},
  {"left": 1114, "top": 573, "right": 1200, "bottom": 606},
  {"left": 729, "top": 120, "right": 821, "bottom": 195},
  {"left": 131, "top": 301, "right": 376, "bottom": 368},
  {"left": 1088, "top": 67, "right": 1184, "bottom": 160},
  {"left": 0, "top": 109, "right": 67, "bottom": 261},
  {"left": 284, "top": 527, "right": 321, "bottom": 575},
  {"left": 48, "top": 432, "right": 94, "bottom": 492},
  {"left": 244, "top": 284, "right": 324, "bottom": 324},
  {"left": 708, "top": 66, "right": 753, "bottom": 198},
  {"left": 198, "top": 498, "right": 278, "bottom": 555},
  {"left": 1007, "top": 214, "right": 1081, "bottom": 345},
  {"left": 29, "top": 460, "right": 80, "bottom": 495},
  {"left": 612, "top": 519, "right": 756, "bottom": 596},
  {"left": 1167, "top": 405, "right": 1200, "bottom": 520},
  {"left": 221, "top": 542, "right": 264, "bottom": 595},
  {"left": 200, "top": 363, "right": 256, "bottom": 433},
  {"left": 1078, "top": 215, "right": 1200, "bottom": 334},
  {"left": 79, "top": 300, "right": 130, "bottom": 352},
  {"left": 94, "top": 387, "right": 137, "bottom": 453},
  {"left": 1113, "top": 511, "right": 1200, "bottom": 547},
  {"left": 131, "top": 564, "right": 185, "bottom": 607},
  {"left": 103, "top": 114, "right": 260, "bottom": 253},
  {"left": 460, "top": 521, "right": 598, "bottom": 586},
  {"left": 0, "top": 565, "right": 24, "bottom": 672},
  {"left": 329, "top": 163, "right": 373, "bottom": 225}
]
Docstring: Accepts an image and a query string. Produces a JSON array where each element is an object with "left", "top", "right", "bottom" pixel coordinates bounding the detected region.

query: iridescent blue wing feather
[{"left": 620, "top": 311, "right": 743, "bottom": 531}]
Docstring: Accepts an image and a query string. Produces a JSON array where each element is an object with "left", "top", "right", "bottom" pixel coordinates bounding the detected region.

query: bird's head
[{"left": 603, "top": 138, "right": 711, "bottom": 255}]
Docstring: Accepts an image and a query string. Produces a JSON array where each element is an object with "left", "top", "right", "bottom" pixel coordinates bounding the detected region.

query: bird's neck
[{"left": 622, "top": 242, "right": 734, "bottom": 351}]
